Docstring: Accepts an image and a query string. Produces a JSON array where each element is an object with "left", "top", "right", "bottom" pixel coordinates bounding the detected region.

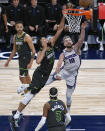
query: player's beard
[
  {"left": 66, "top": 45, "right": 72, "bottom": 48},
  {"left": 18, "top": 30, "right": 23, "bottom": 35}
]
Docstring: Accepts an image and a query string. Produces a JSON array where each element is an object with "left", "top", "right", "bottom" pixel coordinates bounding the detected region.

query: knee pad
[
  {"left": 21, "top": 91, "right": 34, "bottom": 105},
  {"left": 67, "top": 85, "right": 75, "bottom": 95}
]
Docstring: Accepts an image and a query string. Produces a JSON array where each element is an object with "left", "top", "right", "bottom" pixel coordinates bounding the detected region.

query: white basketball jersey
[{"left": 63, "top": 48, "right": 81, "bottom": 72}]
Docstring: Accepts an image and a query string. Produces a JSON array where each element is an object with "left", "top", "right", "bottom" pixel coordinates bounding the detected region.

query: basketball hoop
[{"left": 63, "top": 8, "right": 92, "bottom": 33}]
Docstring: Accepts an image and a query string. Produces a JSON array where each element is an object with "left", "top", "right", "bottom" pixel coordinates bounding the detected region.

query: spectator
[
  {"left": 58, "top": 0, "right": 66, "bottom": 5},
  {"left": 25, "top": 0, "right": 46, "bottom": 37},
  {"left": 83, "top": 7, "right": 104, "bottom": 51},
  {"left": 37, "top": 0, "right": 50, "bottom": 7},
  {"left": 6, "top": 0, "right": 25, "bottom": 47},
  {"left": 0, "top": 4, "right": 8, "bottom": 40},
  {"left": 45, "top": 0, "right": 62, "bottom": 35},
  {"left": 6, "top": 0, "right": 25, "bottom": 24},
  {"left": 19, "top": 0, "right": 30, "bottom": 8},
  {"left": 58, "top": 0, "right": 67, "bottom": 9},
  {"left": 38, "top": 0, "right": 50, "bottom": 4}
]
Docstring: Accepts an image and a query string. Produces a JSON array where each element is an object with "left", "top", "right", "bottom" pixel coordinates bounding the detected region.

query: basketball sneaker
[
  {"left": 96, "top": 37, "right": 100, "bottom": 43},
  {"left": 83, "top": 41, "right": 88, "bottom": 51},
  {"left": 9, "top": 116, "right": 18, "bottom": 131},
  {"left": 9, "top": 110, "right": 24, "bottom": 131},
  {"left": 9, "top": 111, "right": 19, "bottom": 131},
  {"left": 99, "top": 45, "right": 104, "bottom": 51},
  {"left": 96, "top": 37, "right": 104, "bottom": 51},
  {"left": 17, "top": 84, "right": 29, "bottom": 94}
]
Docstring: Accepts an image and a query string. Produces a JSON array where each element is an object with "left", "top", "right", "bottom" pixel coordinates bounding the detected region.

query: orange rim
[{"left": 63, "top": 8, "right": 92, "bottom": 18}]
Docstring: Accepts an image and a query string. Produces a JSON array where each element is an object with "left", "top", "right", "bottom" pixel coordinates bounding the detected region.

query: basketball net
[
  {"left": 64, "top": 11, "right": 82, "bottom": 33},
  {"left": 63, "top": 8, "right": 91, "bottom": 33}
]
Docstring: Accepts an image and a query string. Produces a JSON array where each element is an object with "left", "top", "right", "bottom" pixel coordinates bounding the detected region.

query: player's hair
[
  {"left": 66, "top": 0, "right": 79, "bottom": 6},
  {"left": 37, "top": 37, "right": 51, "bottom": 49},
  {"left": 49, "top": 87, "right": 58, "bottom": 99},
  {"left": 66, "top": 0, "right": 75, "bottom": 6},
  {"left": 63, "top": 35, "right": 71, "bottom": 42},
  {"left": 15, "top": 21, "right": 24, "bottom": 25}
]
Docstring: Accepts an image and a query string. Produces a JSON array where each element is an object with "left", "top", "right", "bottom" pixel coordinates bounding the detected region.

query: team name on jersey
[
  {"left": 51, "top": 105, "right": 64, "bottom": 111},
  {"left": 47, "top": 52, "right": 54, "bottom": 59},
  {"left": 65, "top": 53, "right": 77, "bottom": 59},
  {"left": 16, "top": 42, "right": 23, "bottom": 45}
]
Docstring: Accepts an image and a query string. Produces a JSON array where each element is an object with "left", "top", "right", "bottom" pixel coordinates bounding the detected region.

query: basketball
[{"left": 79, "top": 0, "right": 94, "bottom": 7}]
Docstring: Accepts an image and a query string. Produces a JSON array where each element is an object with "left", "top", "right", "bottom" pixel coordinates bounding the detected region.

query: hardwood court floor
[{"left": 0, "top": 60, "right": 105, "bottom": 115}]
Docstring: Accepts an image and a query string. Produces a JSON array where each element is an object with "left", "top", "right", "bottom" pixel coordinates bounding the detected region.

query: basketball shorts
[
  {"left": 58, "top": 68, "right": 78, "bottom": 88},
  {"left": 18, "top": 54, "right": 31, "bottom": 77},
  {"left": 28, "top": 67, "right": 51, "bottom": 94}
]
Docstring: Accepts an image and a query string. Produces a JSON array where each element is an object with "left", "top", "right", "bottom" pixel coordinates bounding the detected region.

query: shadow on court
[{"left": 0, "top": 115, "right": 105, "bottom": 131}]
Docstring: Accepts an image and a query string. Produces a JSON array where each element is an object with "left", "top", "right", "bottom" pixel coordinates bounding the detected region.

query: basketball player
[
  {"left": 9, "top": 16, "right": 65, "bottom": 130},
  {"left": 35, "top": 87, "right": 71, "bottom": 131},
  {"left": 46, "top": 21, "right": 87, "bottom": 113},
  {"left": 4, "top": 21, "right": 35, "bottom": 87}
]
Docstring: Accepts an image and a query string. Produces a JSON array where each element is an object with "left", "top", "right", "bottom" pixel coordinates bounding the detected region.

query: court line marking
[
  {"left": 0, "top": 67, "right": 105, "bottom": 70},
  {"left": 46, "top": 129, "right": 86, "bottom": 131},
  {"left": 66, "top": 129, "right": 86, "bottom": 131}
]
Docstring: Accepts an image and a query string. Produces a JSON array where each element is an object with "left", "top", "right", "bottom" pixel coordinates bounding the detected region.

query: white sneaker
[
  {"left": 17, "top": 84, "right": 29, "bottom": 94},
  {"left": 99, "top": 46, "right": 104, "bottom": 51},
  {"left": 83, "top": 45, "right": 88, "bottom": 51},
  {"left": 96, "top": 37, "right": 104, "bottom": 51},
  {"left": 96, "top": 37, "right": 100, "bottom": 43}
]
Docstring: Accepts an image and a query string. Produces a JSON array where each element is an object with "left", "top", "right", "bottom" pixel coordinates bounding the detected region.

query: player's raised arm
[
  {"left": 36, "top": 50, "right": 46, "bottom": 64},
  {"left": 56, "top": 53, "right": 64, "bottom": 74},
  {"left": 55, "top": 53, "right": 64, "bottom": 80},
  {"left": 36, "top": 40, "right": 48, "bottom": 64},
  {"left": 4, "top": 35, "right": 17, "bottom": 67},
  {"left": 74, "top": 22, "right": 87, "bottom": 53},
  {"left": 51, "top": 15, "right": 65, "bottom": 46}
]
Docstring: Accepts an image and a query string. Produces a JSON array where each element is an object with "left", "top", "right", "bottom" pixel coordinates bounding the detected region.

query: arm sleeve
[
  {"left": 35, "top": 116, "right": 46, "bottom": 131},
  {"left": 65, "top": 113, "right": 71, "bottom": 126}
]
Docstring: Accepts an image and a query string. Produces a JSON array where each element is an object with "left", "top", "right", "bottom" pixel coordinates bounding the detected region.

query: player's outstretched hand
[
  {"left": 56, "top": 74, "right": 62, "bottom": 80},
  {"left": 27, "top": 63, "right": 32, "bottom": 69},
  {"left": 81, "top": 21, "right": 87, "bottom": 29},
  {"left": 4, "top": 61, "right": 9, "bottom": 67}
]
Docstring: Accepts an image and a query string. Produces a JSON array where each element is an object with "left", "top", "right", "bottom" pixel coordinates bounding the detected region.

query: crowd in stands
[{"left": 0, "top": 0, "right": 105, "bottom": 51}]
